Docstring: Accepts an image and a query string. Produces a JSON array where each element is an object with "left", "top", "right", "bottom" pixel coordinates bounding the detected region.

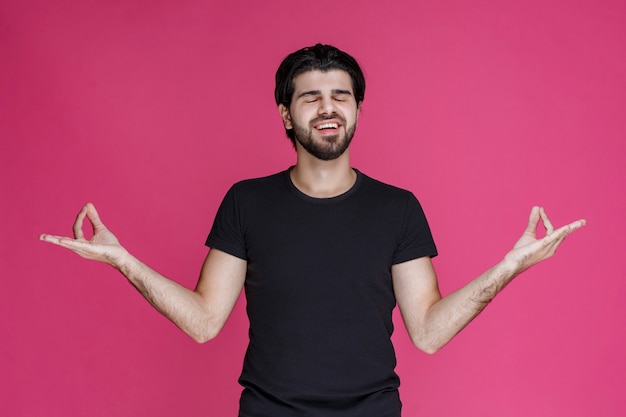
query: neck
[{"left": 291, "top": 149, "right": 356, "bottom": 198}]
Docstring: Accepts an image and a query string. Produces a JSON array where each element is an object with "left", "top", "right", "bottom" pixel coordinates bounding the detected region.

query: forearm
[
  {"left": 417, "top": 259, "right": 519, "bottom": 353},
  {"left": 40, "top": 204, "right": 246, "bottom": 342},
  {"left": 115, "top": 252, "right": 217, "bottom": 343},
  {"left": 397, "top": 207, "right": 586, "bottom": 354}
]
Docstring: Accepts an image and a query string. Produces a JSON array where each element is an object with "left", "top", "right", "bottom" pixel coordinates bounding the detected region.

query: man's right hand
[
  {"left": 40, "top": 203, "right": 247, "bottom": 342},
  {"left": 40, "top": 203, "right": 128, "bottom": 267}
]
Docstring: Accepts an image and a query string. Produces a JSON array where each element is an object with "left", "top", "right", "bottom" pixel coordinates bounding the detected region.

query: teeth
[{"left": 317, "top": 123, "right": 338, "bottom": 130}]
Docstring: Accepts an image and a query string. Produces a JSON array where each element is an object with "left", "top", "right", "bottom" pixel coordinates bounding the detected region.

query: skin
[
  {"left": 279, "top": 70, "right": 361, "bottom": 198},
  {"left": 284, "top": 70, "right": 358, "bottom": 162},
  {"left": 40, "top": 69, "right": 587, "bottom": 351}
]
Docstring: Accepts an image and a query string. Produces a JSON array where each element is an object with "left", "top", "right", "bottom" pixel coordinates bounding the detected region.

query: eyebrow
[{"left": 297, "top": 89, "right": 353, "bottom": 98}]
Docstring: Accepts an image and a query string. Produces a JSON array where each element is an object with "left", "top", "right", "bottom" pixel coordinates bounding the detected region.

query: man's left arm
[{"left": 393, "top": 206, "right": 586, "bottom": 354}]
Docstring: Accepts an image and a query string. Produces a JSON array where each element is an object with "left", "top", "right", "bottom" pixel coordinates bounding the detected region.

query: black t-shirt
[{"left": 206, "top": 168, "right": 437, "bottom": 417}]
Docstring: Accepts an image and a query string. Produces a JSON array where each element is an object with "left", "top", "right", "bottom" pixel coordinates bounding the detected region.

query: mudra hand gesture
[
  {"left": 40, "top": 203, "right": 128, "bottom": 267},
  {"left": 41, "top": 204, "right": 585, "bottom": 276},
  {"left": 503, "top": 206, "right": 586, "bottom": 275}
]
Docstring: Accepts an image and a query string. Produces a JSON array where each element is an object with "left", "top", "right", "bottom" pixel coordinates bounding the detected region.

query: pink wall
[{"left": 2, "top": 1, "right": 625, "bottom": 416}]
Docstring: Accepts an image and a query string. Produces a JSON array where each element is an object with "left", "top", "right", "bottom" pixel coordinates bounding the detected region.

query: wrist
[
  {"left": 111, "top": 247, "right": 133, "bottom": 272},
  {"left": 499, "top": 254, "right": 524, "bottom": 279}
]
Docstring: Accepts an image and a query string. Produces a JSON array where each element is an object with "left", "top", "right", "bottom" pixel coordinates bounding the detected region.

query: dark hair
[{"left": 275, "top": 44, "right": 366, "bottom": 144}]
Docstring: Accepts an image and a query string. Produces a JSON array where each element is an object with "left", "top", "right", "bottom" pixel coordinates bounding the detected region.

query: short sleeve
[
  {"left": 205, "top": 186, "right": 248, "bottom": 260},
  {"left": 392, "top": 193, "right": 438, "bottom": 265}
]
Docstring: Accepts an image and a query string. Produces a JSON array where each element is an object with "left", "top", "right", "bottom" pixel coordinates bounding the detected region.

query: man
[{"left": 40, "top": 44, "right": 586, "bottom": 416}]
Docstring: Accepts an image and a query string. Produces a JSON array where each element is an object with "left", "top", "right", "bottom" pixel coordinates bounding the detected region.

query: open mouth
[{"left": 315, "top": 122, "right": 340, "bottom": 131}]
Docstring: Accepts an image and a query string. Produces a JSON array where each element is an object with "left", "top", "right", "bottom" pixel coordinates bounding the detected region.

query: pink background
[{"left": 2, "top": 0, "right": 625, "bottom": 416}]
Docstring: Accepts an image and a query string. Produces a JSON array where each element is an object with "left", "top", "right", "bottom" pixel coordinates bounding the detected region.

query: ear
[
  {"left": 356, "top": 101, "right": 362, "bottom": 122},
  {"left": 278, "top": 104, "right": 293, "bottom": 129}
]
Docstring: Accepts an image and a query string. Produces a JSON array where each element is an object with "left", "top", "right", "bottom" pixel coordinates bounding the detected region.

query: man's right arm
[{"left": 40, "top": 203, "right": 246, "bottom": 343}]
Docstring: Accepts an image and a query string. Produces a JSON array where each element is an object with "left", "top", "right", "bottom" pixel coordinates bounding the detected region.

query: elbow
[
  {"left": 409, "top": 334, "right": 446, "bottom": 355},
  {"left": 190, "top": 333, "right": 212, "bottom": 344},
  {"left": 189, "top": 329, "right": 218, "bottom": 344},
  {"left": 419, "top": 343, "right": 442, "bottom": 355},
  {"left": 413, "top": 341, "right": 441, "bottom": 355},
  {"left": 187, "top": 321, "right": 223, "bottom": 344}
]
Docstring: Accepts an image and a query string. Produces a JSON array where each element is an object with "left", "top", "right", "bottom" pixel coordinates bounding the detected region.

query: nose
[{"left": 317, "top": 95, "right": 335, "bottom": 116}]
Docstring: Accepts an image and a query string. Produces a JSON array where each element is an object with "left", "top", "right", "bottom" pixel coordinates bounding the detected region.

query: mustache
[{"left": 309, "top": 113, "right": 346, "bottom": 126}]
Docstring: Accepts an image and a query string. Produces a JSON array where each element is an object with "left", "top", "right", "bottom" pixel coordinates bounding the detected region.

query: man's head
[{"left": 275, "top": 44, "right": 366, "bottom": 155}]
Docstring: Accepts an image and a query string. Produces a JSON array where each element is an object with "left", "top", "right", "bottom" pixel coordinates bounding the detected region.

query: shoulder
[
  {"left": 357, "top": 170, "right": 415, "bottom": 200},
  {"left": 228, "top": 169, "right": 287, "bottom": 195},
  {"left": 354, "top": 171, "right": 429, "bottom": 220},
  {"left": 221, "top": 169, "right": 291, "bottom": 210}
]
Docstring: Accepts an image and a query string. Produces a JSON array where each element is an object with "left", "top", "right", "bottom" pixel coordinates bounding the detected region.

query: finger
[
  {"left": 524, "top": 206, "right": 541, "bottom": 236},
  {"left": 85, "top": 203, "right": 107, "bottom": 234},
  {"left": 72, "top": 205, "right": 88, "bottom": 240},
  {"left": 543, "top": 219, "right": 587, "bottom": 245},
  {"left": 50, "top": 235, "right": 106, "bottom": 257},
  {"left": 539, "top": 207, "right": 555, "bottom": 235},
  {"left": 40, "top": 233, "right": 69, "bottom": 246},
  {"left": 40, "top": 233, "right": 76, "bottom": 247},
  {"left": 40, "top": 234, "right": 91, "bottom": 252},
  {"left": 55, "top": 237, "right": 98, "bottom": 252},
  {"left": 566, "top": 218, "right": 587, "bottom": 233}
]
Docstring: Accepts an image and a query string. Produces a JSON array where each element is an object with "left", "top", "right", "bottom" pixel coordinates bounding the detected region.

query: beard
[{"left": 292, "top": 114, "right": 357, "bottom": 161}]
